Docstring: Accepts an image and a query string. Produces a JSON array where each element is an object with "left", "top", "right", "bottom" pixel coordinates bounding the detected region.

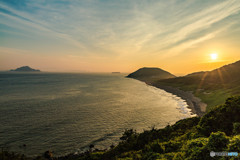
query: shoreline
[
  {"left": 131, "top": 78, "right": 207, "bottom": 117},
  {"left": 152, "top": 84, "right": 206, "bottom": 117}
]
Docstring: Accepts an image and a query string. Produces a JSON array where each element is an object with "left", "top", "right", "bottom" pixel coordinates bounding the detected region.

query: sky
[{"left": 1, "top": 0, "right": 240, "bottom": 74}]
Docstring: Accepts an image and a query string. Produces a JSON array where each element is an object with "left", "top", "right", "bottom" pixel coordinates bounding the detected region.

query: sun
[{"left": 210, "top": 53, "right": 218, "bottom": 60}]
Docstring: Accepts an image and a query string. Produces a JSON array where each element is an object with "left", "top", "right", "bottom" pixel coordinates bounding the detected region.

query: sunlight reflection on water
[{"left": 0, "top": 73, "right": 193, "bottom": 156}]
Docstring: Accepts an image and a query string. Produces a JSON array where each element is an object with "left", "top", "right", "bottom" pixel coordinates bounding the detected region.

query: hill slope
[
  {"left": 127, "top": 67, "right": 175, "bottom": 83},
  {"left": 155, "top": 60, "right": 240, "bottom": 110},
  {"left": 160, "top": 60, "right": 240, "bottom": 89}
]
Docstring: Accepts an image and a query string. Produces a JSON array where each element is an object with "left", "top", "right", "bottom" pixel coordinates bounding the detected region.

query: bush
[
  {"left": 207, "top": 131, "right": 229, "bottom": 151},
  {"left": 228, "top": 135, "right": 240, "bottom": 152},
  {"left": 172, "top": 152, "right": 184, "bottom": 160},
  {"left": 182, "top": 137, "right": 208, "bottom": 159},
  {"left": 141, "top": 152, "right": 162, "bottom": 160},
  {"left": 233, "top": 123, "right": 240, "bottom": 135},
  {"left": 162, "top": 140, "right": 182, "bottom": 153},
  {"left": 120, "top": 129, "right": 137, "bottom": 141},
  {"left": 147, "top": 140, "right": 164, "bottom": 153},
  {"left": 198, "top": 96, "right": 240, "bottom": 136}
]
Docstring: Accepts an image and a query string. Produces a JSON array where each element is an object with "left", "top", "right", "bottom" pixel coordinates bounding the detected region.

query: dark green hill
[
  {"left": 159, "top": 60, "right": 240, "bottom": 89},
  {"left": 127, "top": 67, "right": 175, "bottom": 83},
  {"left": 10, "top": 66, "right": 40, "bottom": 72},
  {"left": 155, "top": 60, "right": 240, "bottom": 110}
]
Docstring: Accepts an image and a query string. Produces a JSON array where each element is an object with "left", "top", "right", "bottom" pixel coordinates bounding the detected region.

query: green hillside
[{"left": 154, "top": 60, "right": 240, "bottom": 110}]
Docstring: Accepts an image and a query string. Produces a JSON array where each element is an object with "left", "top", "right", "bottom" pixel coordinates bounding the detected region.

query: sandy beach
[
  {"left": 152, "top": 83, "right": 207, "bottom": 117},
  {"left": 127, "top": 76, "right": 207, "bottom": 116}
]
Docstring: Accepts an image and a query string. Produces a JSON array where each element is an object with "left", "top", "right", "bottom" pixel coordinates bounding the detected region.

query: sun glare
[{"left": 210, "top": 53, "right": 218, "bottom": 60}]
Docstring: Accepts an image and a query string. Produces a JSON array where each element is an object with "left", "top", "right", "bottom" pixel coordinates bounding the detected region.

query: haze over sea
[{"left": 0, "top": 73, "right": 194, "bottom": 156}]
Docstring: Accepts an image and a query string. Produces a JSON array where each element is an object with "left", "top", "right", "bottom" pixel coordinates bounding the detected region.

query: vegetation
[
  {"left": 2, "top": 96, "right": 240, "bottom": 159},
  {"left": 127, "top": 60, "right": 240, "bottom": 111},
  {"left": 154, "top": 60, "right": 240, "bottom": 110}
]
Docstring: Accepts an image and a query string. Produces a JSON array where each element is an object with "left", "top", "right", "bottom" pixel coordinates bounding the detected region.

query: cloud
[
  {"left": 1, "top": 0, "right": 240, "bottom": 59},
  {"left": 0, "top": 46, "right": 30, "bottom": 54},
  {"left": 140, "top": 0, "right": 240, "bottom": 55},
  {"left": 0, "top": 2, "right": 86, "bottom": 50}
]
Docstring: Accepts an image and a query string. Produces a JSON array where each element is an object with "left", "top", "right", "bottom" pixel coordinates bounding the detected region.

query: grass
[
  {"left": 155, "top": 80, "right": 239, "bottom": 111},
  {"left": 195, "top": 89, "right": 232, "bottom": 111}
]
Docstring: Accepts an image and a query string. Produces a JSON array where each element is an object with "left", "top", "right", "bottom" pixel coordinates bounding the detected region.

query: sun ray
[
  {"left": 196, "top": 72, "right": 208, "bottom": 94},
  {"left": 217, "top": 68, "right": 226, "bottom": 89}
]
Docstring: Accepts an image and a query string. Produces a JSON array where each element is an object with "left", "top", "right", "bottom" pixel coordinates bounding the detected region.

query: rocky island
[{"left": 10, "top": 66, "right": 40, "bottom": 72}]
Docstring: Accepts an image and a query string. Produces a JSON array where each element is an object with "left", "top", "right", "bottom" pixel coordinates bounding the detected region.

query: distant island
[
  {"left": 112, "top": 72, "right": 121, "bottom": 74},
  {"left": 10, "top": 66, "right": 40, "bottom": 72}
]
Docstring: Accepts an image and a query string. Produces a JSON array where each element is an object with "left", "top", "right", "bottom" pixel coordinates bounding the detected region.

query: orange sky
[{"left": 1, "top": 0, "right": 240, "bottom": 75}]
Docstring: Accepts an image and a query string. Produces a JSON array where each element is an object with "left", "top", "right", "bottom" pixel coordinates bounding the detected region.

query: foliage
[
  {"left": 228, "top": 135, "right": 240, "bottom": 152},
  {"left": 0, "top": 149, "right": 31, "bottom": 160},
  {"left": 198, "top": 96, "right": 240, "bottom": 136},
  {"left": 120, "top": 129, "right": 137, "bottom": 141},
  {"left": 181, "top": 137, "right": 210, "bottom": 160},
  {"left": 154, "top": 61, "right": 240, "bottom": 110},
  {"left": 207, "top": 131, "right": 229, "bottom": 151},
  {"left": 233, "top": 122, "right": 240, "bottom": 135}
]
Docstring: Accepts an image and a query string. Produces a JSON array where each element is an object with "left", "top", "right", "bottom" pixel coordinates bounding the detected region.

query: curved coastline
[
  {"left": 131, "top": 78, "right": 207, "bottom": 117},
  {"left": 152, "top": 84, "right": 206, "bottom": 116}
]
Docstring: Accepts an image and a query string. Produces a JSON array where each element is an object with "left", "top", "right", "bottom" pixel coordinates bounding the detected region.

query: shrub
[
  {"left": 120, "top": 129, "right": 137, "bottom": 141},
  {"left": 172, "top": 152, "right": 184, "bottom": 160},
  {"left": 233, "top": 123, "right": 240, "bottom": 135},
  {"left": 198, "top": 96, "right": 240, "bottom": 136},
  {"left": 162, "top": 140, "right": 182, "bottom": 153},
  {"left": 182, "top": 137, "right": 208, "bottom": 159},
  {"left": 207, "top": 131, "right": 229, "bottom": 151},
  {"left": 141, "top": 152, "right": 162, "bottom": 160},
  {"left": 228, "top": 135, "right": 240, "bottom": 152},
  {"left": 148, "top": 140, "right": 164, "bottom": 153}
]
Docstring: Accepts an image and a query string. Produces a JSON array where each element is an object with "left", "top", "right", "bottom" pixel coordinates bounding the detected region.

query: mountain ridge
[
  {"left": 159, "top": 60, "right": 240, "bottom": 88},
  {"left": 155, "top": 60, "right": 240, "bottom": 110}
]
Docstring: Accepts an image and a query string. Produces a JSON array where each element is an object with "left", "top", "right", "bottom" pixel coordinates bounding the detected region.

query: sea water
[{"left": 0, "top": 72, "right": 194, "bottom": 156}]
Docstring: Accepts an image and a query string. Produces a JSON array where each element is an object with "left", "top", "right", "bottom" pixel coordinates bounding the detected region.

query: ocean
[{"left": 0, "top": 72, "right": 194, "bottom": 156}]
